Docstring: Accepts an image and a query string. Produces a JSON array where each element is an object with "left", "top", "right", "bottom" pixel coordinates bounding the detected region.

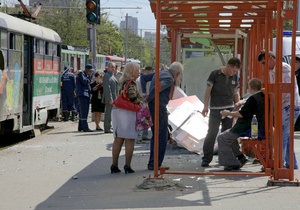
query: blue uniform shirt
[
  {"left": 76, "top": 71, "right": 92, "bottom": 98},
  {"left": 61, "top": 70, "right": 75, "bottom": 93}
]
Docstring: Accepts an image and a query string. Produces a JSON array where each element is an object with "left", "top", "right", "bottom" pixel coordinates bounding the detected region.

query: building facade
[{"left": 120, "top": 15, "right": 138, "bottom": 35}]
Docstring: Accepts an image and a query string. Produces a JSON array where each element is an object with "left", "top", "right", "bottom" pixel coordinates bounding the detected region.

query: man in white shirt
[{"left": 258, "top": 50, "right": 300, "bottom": 169}]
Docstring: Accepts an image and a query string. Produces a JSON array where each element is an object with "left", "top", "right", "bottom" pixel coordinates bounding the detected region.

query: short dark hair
[
  {"left": 227, "top": 57, "right": 241, "bottom": 68},
  {"left": 296, "top": 56, "right": 300, "bottom": 62},
  {"left": 258, "top": 50, "right": 276, "bottom": 62},
  {"left": 145, "top": 66, "right": 153, "bottom": 71}
]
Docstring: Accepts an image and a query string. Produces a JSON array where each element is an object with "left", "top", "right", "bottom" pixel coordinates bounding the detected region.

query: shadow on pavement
[{"left": 35, "top": 143, "right": 277, "bottom": 209}]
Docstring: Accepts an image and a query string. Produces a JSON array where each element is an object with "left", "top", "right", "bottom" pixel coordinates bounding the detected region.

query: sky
[
  {"left": 100, "top": 0, "right": 157, "bottom": 34},
  {"left": 4, "top": 0, "right": 157, "bottom": 35}
]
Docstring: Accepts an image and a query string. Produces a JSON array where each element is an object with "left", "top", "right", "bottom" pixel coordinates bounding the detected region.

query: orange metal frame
[{"left": 149, "top": 0, "right": 299, "bottom": 184}]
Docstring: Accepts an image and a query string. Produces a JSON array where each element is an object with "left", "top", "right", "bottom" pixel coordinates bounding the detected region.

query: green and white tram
[{"left": 0, "top": 12, "right": 62, "bottom": 134}]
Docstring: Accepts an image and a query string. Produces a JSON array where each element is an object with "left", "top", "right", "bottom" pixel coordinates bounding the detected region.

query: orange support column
[
  {"left": 170, "top": 28, "right": 177, "bottom": 63},
  {"left": 153, "top": 0, "right": 162, "bottom": 178}
]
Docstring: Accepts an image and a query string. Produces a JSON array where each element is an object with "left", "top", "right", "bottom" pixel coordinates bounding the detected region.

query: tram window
[
  {"left": 54, "top": 43, "right": 61, "bottom": 57},
  {"left": 0, "top": 50, "right": 4, "bottom": 70},
  {"left": 9, "top": 33, "right": 14, "bottom": 49},
  {"left": 48, "top": 42, "right": 53, "bottom": 56},
  {"left": 9, "top": 33, "right": 21, "bottom": 50},
  {"left": 45, "top": 42, "right": 49, "bottom": 55},
  {"left": 57, "top": 44, "right": 61, "bottom": 57},
  {"left": 45, "top": 42, "right": 53, "bottom": 55},
  {"left": 35, "top": 39, "right": 44, "bottom": 54},
  {"left": 53, "top": 43, "right": 61, "bottom": 57},
  {"left": 0, "top": 31, "right": 7, "bottom": 49},
  {"left": 15, "top": 34, "right": 21, "bottom": 51}
]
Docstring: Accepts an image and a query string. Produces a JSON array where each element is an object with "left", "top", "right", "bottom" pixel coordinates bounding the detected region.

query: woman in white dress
[{"left": 110, "top": 62, "right": 141, "bottom": 174}]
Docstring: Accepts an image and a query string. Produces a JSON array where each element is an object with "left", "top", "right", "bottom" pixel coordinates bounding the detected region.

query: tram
[
  {"left": 61, "top": 48, "right": 106, "bottom": 72},
  {"left": 105, "top": 55, "right": 124, "bottom": 68},
  {"left": 0, "top": 12, "right": 62, "bottom": 134}
]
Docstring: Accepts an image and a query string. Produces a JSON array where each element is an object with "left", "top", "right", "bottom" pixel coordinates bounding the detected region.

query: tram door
[{"left": 22, "top": 35, "right": 33, "bottom": 126}]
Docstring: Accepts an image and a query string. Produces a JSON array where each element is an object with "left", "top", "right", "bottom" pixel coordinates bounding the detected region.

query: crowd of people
[{"left": 60, "top": 54, "right": 300, "bottom": 174}]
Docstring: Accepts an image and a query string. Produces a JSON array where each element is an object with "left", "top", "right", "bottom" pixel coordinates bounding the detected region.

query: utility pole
[
  {"left": 124, "top": 13, "right": 128, "bottom": 63},
  {"left": 90, "top": 24, "right": 97, "bottom": 69},
  {"left": 140, "top": 29, "right": 143, "bottom": 67}
]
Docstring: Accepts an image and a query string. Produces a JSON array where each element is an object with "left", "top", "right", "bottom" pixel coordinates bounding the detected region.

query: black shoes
[
  {"left": 110, "top": 165, "right": 121, "bottom": 174},
  {"left": 78, "top": 128, "right": 93, "bottom": 132},
  {"left": 110, "top": 165, "right": 135, "bottom": 174},
  {"left": 201, "top": 161, "right": 209, "bottom": 167},
  {"left": 224, "top": 165, "right": 241, "bottom": 171},
  {"left": 83, "top": 129, "right": 93, "bottom": 132},
  {"left": 104, "top": 130, "right": 113, "bottom": 133},
  {"left": 96, "top": 127, "right": 104, "bottom": 131},
  {"left": 124, "top": 165, "right": 135, "bottom": 174},
  {"left": 223, "top": 156, "right": 247, "bottom": 171},
  {"left": 239, "top": 156, "right": 248, "bottom": 167}
]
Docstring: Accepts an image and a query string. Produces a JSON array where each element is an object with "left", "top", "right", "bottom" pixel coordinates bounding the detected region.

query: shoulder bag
[{"left": 113, "top": 80, "right": 140, "bottom": 112}]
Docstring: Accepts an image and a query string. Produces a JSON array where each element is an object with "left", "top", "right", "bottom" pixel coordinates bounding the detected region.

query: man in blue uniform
[
  {"left": 61, "top": 66, "right": 76, "bottom": 121},
  {"left": 76, "top": 64, "right": 94, "bottom": 132},
  {"left": 140, "top": 62, "right": 184, "bottom": 170}
]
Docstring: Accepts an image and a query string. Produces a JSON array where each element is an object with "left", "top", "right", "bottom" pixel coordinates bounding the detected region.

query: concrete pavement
[{"left": 1, "top": 119, "right": 300, "bottom": 210}]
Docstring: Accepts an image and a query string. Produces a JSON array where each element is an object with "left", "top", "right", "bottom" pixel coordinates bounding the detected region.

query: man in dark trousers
[
  {"left": 294, "top": 56, "right": 300, "bottom": 130},
  {"left": 140, "top": 61, "right": 184, "bottom": 170},
  {"left": 103, "top": 62, "right": 118, "bottom": 133},
  {"left": 217, "top": 78, "right": 264, "bottom": 171},
  {"left": 201, "top": 57, "right": 241, "bottom": 167},
  {"left": 76, "top": 64, "right": 94, "bottom": 132},
  {"left": 61, "top": 66, "right": 76, "bottom": 121}
]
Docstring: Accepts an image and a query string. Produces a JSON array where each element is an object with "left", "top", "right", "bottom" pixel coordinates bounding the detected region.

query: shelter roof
[{"left": 148, "top": 0, "right": 280, "bottom": 45}]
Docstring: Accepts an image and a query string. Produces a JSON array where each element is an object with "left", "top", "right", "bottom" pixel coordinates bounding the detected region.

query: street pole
[
  {"left": 140, "top": 29, "right": 143, "bottom": 67},
  {"left": 124, "top": 13, "right": 128, "bottom": 64},
  {"left": 92, "top": 24, "right": 97, "bottom": 70},
  {"left": 88, "top": 24, "right": 97, "bottom": 70}
]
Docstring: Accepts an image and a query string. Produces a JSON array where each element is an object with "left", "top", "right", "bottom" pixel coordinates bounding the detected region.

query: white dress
[{"left": 111, "top": 107, "right": 138, "bottom": 139}]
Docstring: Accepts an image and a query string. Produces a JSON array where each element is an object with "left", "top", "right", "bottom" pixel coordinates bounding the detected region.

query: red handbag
[{"left": 113, "top": 80, "right": 140, "bottom": 112}]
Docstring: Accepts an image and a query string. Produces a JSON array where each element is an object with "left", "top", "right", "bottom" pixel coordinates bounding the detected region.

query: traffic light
[{"left": 86, "top": 0, "right": 100, "bottom": 24}]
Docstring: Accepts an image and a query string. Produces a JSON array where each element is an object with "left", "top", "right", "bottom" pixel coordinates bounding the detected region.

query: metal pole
[
  {"left": 124, "top": 13, "right": 128, "bottom": 64},
  {"left": 140, "top": 29, "right": 143, "bottom": 67},
  {"left": 89, "top": 25, "right": 93, "bottom": 63},
  {"left": 92, "top": 24, "right": 97, "bottom": 70}
]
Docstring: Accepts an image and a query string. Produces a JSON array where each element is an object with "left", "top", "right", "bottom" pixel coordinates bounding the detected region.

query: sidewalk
[{"left": 1, "top": 119, "right": 300, "bottom": 209}]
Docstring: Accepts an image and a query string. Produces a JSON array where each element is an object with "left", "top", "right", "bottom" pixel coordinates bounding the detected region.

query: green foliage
[{"left": 35, "top": 1, "right": 89, "bottom": 47}]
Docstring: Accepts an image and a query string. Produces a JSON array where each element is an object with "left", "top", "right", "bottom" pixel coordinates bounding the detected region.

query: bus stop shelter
[{"left": 148, "top": 0, "right": 299, "bottom": 185}]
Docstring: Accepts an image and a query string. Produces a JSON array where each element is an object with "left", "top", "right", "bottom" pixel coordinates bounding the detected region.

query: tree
[
  {"left": 35, "top": 1, "right": 89, "bottom": 48},
  {"left": 0, "top": 1, "right": 156, "bottom": 66},
  {"left": 96, "top": 15, "right": 124, "bottom": 55}
]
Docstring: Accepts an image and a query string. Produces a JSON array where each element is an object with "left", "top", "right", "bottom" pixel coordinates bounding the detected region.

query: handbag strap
[{"left": 122, "top": 80, "right": 134, "bottom": 97}]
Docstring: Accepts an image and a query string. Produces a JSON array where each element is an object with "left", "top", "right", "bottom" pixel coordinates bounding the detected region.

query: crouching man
[{"left": 217, "top": 78, "right": 265, "bottom": 171}]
